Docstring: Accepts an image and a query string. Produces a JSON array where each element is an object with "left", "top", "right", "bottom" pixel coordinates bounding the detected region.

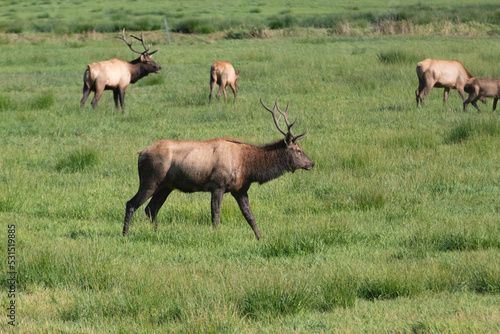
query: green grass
[
  {"left": 0, "top": 2, "right": 500, "bottom": 333},
  {"left": 0, "top": 0, "right": 499, "bottom": 35}
]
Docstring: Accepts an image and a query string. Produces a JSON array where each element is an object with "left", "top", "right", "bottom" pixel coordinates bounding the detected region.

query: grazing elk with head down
[
  {"left": 415, "top": 58, "right": 474, "bottom": 107},
  {"left": 463, "top": 77, "right": 500, "bottom": 113},
  {"left": 123, "top": 98, "right": 314, "bottom": 240},
  {"left": 80, "top": 29, "right": 161, "bottom": 114},
  {"left": 209, "top": 61, "right": 239, "bottom": 103}
]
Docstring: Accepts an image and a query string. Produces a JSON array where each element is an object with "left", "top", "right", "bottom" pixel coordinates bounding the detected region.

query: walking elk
[
  {"left": 209, "top": 61, "right": 239, "bottom": 103},
  {"left": 463, "top": 78, "right": 500, "bottom": 113},
  {"left": 415, "top": 58, "right": 474, "bottom": 107},
  {"left": 80, "top": 29, "right": 161, "bottom": 114},
  {"left": 123, "top": 98, "right": 314, "bottom": 240}
]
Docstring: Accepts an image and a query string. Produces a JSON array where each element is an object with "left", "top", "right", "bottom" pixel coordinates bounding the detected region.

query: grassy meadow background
[{"left": 1, "top": 0, "right": 500, "bottom": 333}]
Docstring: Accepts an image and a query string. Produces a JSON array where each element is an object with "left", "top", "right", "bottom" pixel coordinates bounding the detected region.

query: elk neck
[
  {"left": 244, "top": 139, "right": 294, "bottom": 185},
  {"left": 129, "top": 57, "right": 150, "bottom": 84}
]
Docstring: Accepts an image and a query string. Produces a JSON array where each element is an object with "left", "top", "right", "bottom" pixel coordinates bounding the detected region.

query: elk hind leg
[
  {"left": 91, "top": 82, "right": 104, "bottom": 109},
  {"left": 209, "top": 75, "right": 217, "bottom": 103},
  {"left": 145, "top": 187, "right": 173, "bottom": 230},
  {"left": 217, "top": 74, "right": 228, "bottom": 101},
  {"left": 415, "top": 77, "right": 426, "bottom": 107},
  {"left": 123, "top": 187, "right": 156, "bottom": 235},
  {"left": 216, "top": 84, "right": 226, "bottom": 102},
  {"left": 417, "top": 77, "right": 434, "bottom": 107},
  {"left": 81, "top": 84, "right": 91, "bottom": 108}
]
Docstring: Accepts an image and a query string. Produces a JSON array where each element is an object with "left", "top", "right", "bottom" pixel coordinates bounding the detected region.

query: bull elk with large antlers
[
  {"left": 123, "top": 98, "right": 314, "bottom": 239},
  {"left": 80, "top": 29, "right": 161, "bottom": 114}
]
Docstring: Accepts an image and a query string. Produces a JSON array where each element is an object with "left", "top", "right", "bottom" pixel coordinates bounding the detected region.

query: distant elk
[
  {"left": 209, "top": 61, "right": 239, "bottom": 103},
  {"left": 80, "top": 29, "right": 161, "bottom": 114},
  {"left": 415, "top": 58, "right": 476, "bottom": 107},
  {"left": 123, "top": 98, "right": 314, "bottom": 240},
  {"left": 463, "top": 78, "right": 500, "bottom": 113}
]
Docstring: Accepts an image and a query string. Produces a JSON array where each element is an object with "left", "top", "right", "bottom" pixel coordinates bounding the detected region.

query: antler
[
  {"left": 131, "top": 31, "right": 158, "bottom": 55},
  {"left": 115, "top": 28, "right": 158, "bottom": 55},
  {"left": 260, "top": 98, "right": 308, "bottom": 142}
]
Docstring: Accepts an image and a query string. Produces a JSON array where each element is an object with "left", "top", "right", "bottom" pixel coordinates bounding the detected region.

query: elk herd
[
  {"left": 415, "top": 58, "right": 499, "bottom": 112},
  {"left": 79, "top": 30, "right": 497, "bottom": 239}
]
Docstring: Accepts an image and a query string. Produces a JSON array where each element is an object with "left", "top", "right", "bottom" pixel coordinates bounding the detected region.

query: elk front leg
[
  {"left": 113, "top": 89, "right": 120, "bottom": 110},
  {"left": 211, "top": 188, "right": 225, "bottom": 229},
  {"left": 443, "top": 87, "right": 451, "bottom": 103},
  {"left": 232, "top": 191, "right": 262, "bottom": 240},
  {"left": 463, "top": 91, "right": 478, "bottom": 112},
  {"left": 118, "top": 86, "right": 126, "bottom": 114},
  {"left": 230, "top": 83, "right": 237, "bottom": 103},
  {"left": 493, "top": 98, "right": 498, "bottom": 111},
  {"left": 471, "top": 97, "right": 484, "bottom": 113}
]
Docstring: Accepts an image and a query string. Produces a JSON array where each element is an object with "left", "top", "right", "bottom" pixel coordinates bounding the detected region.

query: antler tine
[
  {"left": 130, "top": 31, "right": 159, "bottom": 56},
  {"left": 275, "top": 100, "right": 298, "bottom": 136},
  {"left": 115, "top": 28, "right": 144, "bottom": 55},
  {"left": 294, "top": 128, "right": 308, "bottom": 141},
  {"left": 130, "top": 31, "right": 150, "bottom": 52},
  {"left": 260, "top": 98, "right": 287, "bottom": 136}
]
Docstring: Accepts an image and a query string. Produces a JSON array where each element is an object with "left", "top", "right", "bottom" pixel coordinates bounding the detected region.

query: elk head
[
  {"left": 116, "top": 28, "right": 161, "bottom": 74},
  {"left": 260, "top": 98, "right": 314, "bottom": 171}
]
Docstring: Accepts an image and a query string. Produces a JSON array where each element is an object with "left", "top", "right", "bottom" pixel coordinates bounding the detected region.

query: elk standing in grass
[
  {"left": 80, "top": 29, "right": 161, "bottom": 114},
  {"left": 415, "top": 58, "right": 474, "bottom": 107},
  {"left": 463, "top": 78, "right": 500, "bottom": 113},
  {"left": 209, "top": 61, "right": 239, "bottom": 103},
  {"left": 123, "top": 98, "right": 314, "bottom": 239}
]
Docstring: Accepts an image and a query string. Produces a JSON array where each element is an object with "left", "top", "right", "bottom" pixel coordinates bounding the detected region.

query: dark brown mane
[{"left": 241, "top": 139, "right": 294, "bottom": 185}]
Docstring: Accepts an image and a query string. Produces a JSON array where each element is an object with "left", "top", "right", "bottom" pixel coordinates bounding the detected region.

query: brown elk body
[
  {"left": 209, "top": 61, "right": 239, "bottom": 103},
  {"left": 123, "top": 99, "right": 314, "bottom": 240},
  {"left": 80, "top": 29, "right": 161, "bottom": 114},
  {"left": 415, "top": 58, "right": 473, "bottom": 107},
  {"left": 463, "top": 78, "right": 500, "bottom": 113}
]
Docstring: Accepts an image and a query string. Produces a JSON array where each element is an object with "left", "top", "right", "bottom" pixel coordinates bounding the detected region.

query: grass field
[
  {"left": 1, "top": 1, "right": 500, "bottom": 333},
  {"left": 1, "top": 0, "right": 500, "bottom": 35}
]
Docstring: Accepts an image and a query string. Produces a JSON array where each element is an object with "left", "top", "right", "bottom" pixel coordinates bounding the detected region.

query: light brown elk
[
  {"left": 80, "top": 29, "right": 161, "bottom": 114},
  {"left": 463, "top": 78, "right": 500, "bottom": 113},
  {"left": 123, "top": 98, "right": 314, "bottom": 239},
  {"left": 415, "top": 58, "right": 473, "bottom": 107},
  {"left": 209, "top": 61, "right": 239, "bottom": 103}
]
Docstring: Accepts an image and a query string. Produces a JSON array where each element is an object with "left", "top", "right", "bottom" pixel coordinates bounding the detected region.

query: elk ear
[
  {"left": 284, "top": 132, "right": 294, "bottom": 146},
  {"left": 235, "top": 70, "right": 240, "bottom": 76}
]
